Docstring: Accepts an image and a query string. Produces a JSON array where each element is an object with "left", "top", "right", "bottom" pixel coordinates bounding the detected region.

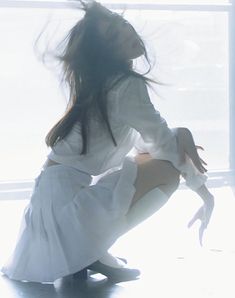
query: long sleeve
[{"left": 116, "top": 76, "right": 207, "bottom": 191}]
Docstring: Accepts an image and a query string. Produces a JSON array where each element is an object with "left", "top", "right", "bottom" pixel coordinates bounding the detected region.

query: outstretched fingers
[{"left": 187, "top": 206, "right": 203, "bottom": 228}]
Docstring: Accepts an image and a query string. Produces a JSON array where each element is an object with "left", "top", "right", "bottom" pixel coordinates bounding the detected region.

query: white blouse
[{"left": 47, "top": 75, "right": 207, "bottom": 191}]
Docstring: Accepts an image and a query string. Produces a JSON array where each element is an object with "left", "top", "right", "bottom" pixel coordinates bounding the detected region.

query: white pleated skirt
[{"left": 1, "top": 157, "right": 138, "bottom": 283}]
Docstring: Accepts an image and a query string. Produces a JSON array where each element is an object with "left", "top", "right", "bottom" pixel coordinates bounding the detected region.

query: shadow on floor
[{"left": 0, "top": 273, "right": 129, "bottom": 298}]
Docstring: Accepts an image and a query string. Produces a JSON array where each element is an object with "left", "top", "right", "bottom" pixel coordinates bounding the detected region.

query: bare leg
[
  {"left": 125, "top": 153, "right": 180, "bottom": 231},
  {"left": 131, "top": 153, "right": 180, "bottom": 204},
  {"left": 99, "top": 154, "right": 180, "bottom": 269}
]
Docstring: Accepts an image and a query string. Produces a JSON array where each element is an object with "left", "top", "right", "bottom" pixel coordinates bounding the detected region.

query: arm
[
  {"left": 117, "top": 76, "right": 207, "bottom": 191},
  {"left": 117, "top": 76, "right": 214, "bottom": 245}
]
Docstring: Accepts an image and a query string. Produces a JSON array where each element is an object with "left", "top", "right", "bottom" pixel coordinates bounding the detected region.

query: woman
[{"left": 1, "top": 1, "right": 214, "bottom": 283}]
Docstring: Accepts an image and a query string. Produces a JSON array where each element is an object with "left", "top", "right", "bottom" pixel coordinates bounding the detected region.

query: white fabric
[
  {"left": 47, "top": 75, "right": 207, "bottom": 189},
  {"left": 1, "top": 159, "right": 137, "bottom": 283},
  {"left": 99, "top": 252, "right": 126, "bottom": 268},
  {"left": 115, "top": 77, "right": 207, "bottom": 190},
  {"left": 133, "top": 129, "right": 207, "bottom": 191},
  {"left": 126, "top": 187, "right": 170, "bottom": 230},
  {"left": 1, "top": 75, "right": 207, "bottom": 283}
]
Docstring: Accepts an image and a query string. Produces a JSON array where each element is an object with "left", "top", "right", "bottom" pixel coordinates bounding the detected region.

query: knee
[
  {"left": 172, "top": 171, "right": 180, "bottom": 190},
  {"left": 167, "top": 165, "right": 180, "bottom": 193}
]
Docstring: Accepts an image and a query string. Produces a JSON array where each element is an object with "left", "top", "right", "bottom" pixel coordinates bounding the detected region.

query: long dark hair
[{"left": 35, "top": 1, "right": 165, "bottom": 155}]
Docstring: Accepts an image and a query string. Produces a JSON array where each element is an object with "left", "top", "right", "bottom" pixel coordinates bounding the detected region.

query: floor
[{"left": 0, "top": 178, "right": 235, "bottom": 298}]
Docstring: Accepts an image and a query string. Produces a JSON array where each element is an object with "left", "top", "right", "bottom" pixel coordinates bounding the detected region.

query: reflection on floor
[{"left": 0, "top": 183, "right": 235, "bottom": 298}]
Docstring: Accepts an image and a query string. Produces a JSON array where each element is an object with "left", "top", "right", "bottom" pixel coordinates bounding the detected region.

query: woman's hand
[
  {"left": 187, "top": 196, "right": 214, "bottom": 246},
  {"left": 176, "top": 127, "right": 207, "bottom": 174}
]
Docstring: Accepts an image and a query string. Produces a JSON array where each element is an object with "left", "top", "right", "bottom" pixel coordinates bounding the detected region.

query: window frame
[
  {"left": 0, "top": 1, "right": 232, "bottom": 11},
  {"left": 0, "top": 0, "right": 234, "bottom": 195}
]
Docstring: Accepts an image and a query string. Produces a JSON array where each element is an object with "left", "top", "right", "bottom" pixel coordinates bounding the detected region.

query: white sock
[
  {"left": 99, "top": 188, "right": 169, "bottom": 268},
  {"left": 99, "top": 252, "right": 126, "bottom": 268},
  {"left": 126, "top": 187, "right": 169, "bottom": 230}
]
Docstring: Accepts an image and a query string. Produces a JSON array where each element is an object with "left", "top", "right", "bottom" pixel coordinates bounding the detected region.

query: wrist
[
  {"left": 195, "top": 184, "right": 214, "bottom": 204},
  {"left": 202, "top": 195, "right": 214, "bottom": 206}
]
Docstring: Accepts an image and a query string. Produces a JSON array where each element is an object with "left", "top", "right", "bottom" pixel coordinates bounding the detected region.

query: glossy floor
[{"left": 0, "top": 182, "right": 235, "bottom": 298}]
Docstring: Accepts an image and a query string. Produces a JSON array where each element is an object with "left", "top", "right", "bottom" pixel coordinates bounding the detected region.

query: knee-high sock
[
  {"left": 99, "top": 188, "right": 169, "bottom": 268},
  {"left": 125, "top": 187, "right": 170, "bottom": 232},
  {"left": 99, "top": 251, "right": 126, "bottom": 268}
]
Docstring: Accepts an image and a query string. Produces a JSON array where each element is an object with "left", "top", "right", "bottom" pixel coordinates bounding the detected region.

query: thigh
[{"left": 131, "top": 153, "right": 180, "bottom": 205}]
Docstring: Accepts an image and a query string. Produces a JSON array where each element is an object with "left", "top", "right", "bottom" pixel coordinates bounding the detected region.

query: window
[{"left": 0, "top": 1, "right": 232, "bottom": 182}]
